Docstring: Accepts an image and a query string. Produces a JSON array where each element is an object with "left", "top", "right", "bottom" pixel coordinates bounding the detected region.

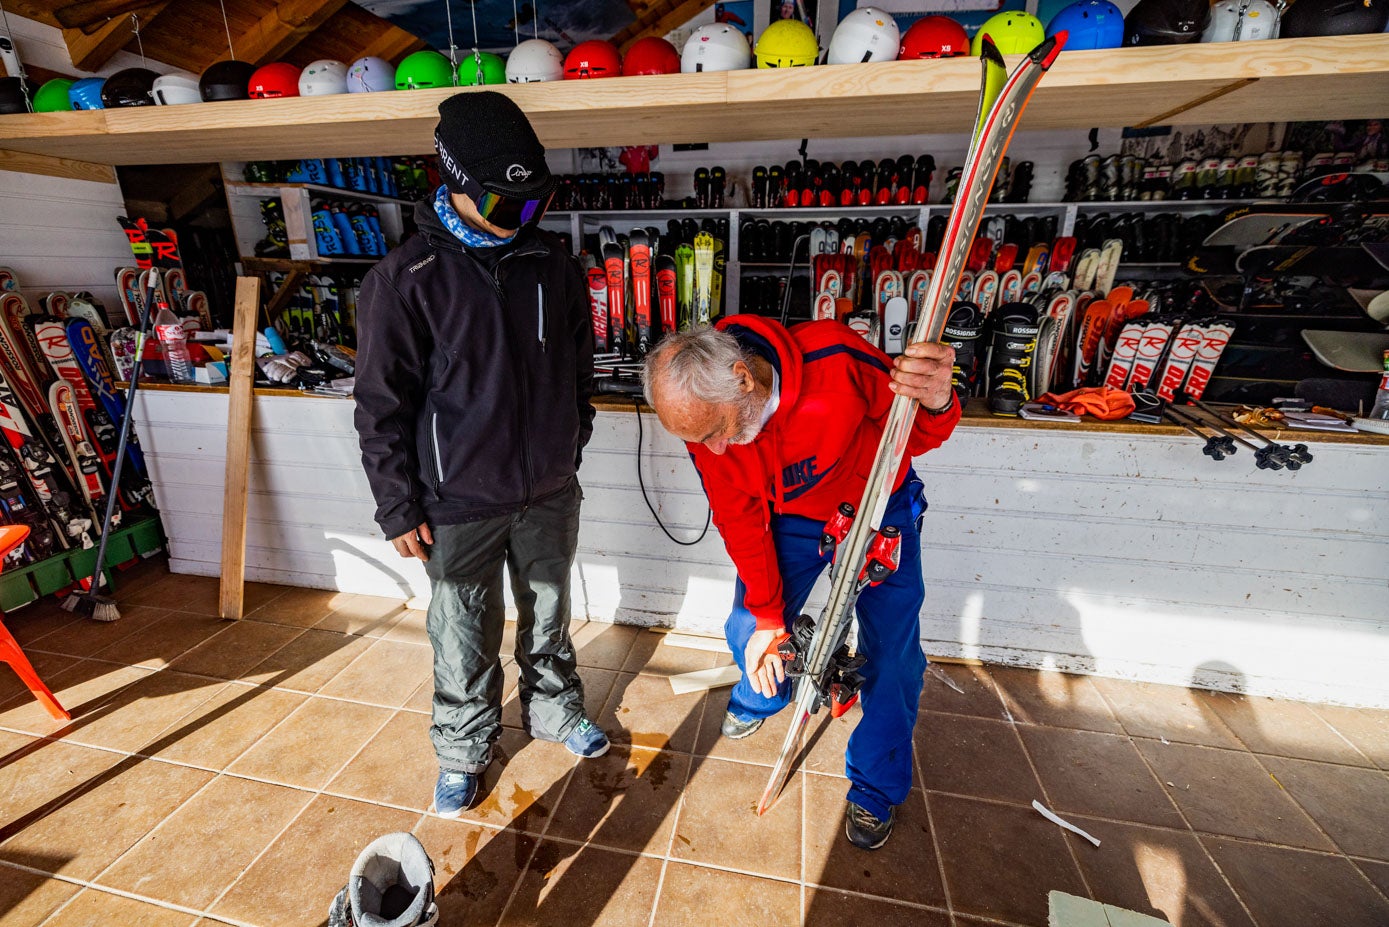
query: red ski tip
[{"left": 1037, "top": 32, "right": 1067, "bottom": 68}]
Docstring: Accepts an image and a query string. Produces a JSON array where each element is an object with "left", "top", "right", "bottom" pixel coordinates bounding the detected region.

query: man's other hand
[
  {"left": 391, "top": 523, "right": 434, "bottom": 561},
  {"left": 744, "top": 627, "right": 787, "bottom": 698}
]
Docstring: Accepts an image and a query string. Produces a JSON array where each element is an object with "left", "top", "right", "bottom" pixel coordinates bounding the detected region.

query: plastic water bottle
[
  {"left": 155, "top": 306, "right": 193, "bottom": 383},
  {"left": 1370, "top": 351, "right": 1389, "bottom": 420}
]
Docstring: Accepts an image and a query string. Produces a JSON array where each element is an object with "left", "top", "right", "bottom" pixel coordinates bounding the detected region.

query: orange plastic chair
[{"left": 0, "top": 524, "right": 71, "bottom": 721}]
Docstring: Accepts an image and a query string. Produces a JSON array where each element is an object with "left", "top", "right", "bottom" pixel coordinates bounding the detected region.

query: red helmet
[
  {"left": 622, "top": 36, "right": 680, "bottom": 76},
  {"left": 248, "top": 62, "right": 302, "bottom": 98},
  {"left": 898, "top": 16, "right": 970, "bottom": 59},
  {"left": 563, "top": 40, "right": 622, "bottom": 79}
]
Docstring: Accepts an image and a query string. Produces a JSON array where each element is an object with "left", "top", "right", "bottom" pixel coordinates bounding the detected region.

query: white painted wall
[{"left": 132, "top": 390, "right": 1389, "bottom": 708}]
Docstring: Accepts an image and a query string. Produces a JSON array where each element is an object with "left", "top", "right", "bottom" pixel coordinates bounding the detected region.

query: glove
[{"left": 256, "top": 351, "right": 312, "bottom": 384}]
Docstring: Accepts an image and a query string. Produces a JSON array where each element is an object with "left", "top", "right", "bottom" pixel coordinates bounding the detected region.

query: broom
[{"left": 64, "top": 268, "right": 162, "bottom": 621}]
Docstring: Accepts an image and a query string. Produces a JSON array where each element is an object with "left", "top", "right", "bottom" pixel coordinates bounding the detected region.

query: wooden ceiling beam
[
  {"left": 613, "top": 0, "right": 716, "bottom": 50},
  {"left": 53, "top": 0, "right": 154, "bottom": 30},
  {"left": 353, "top": 25, "right": 427, "bottom": 65},
  {"left": 232, "top": 0, "right": 351, "bottom": 67},
  {"left": 62, "top": 0, "right": 170, "bottom": 72}
]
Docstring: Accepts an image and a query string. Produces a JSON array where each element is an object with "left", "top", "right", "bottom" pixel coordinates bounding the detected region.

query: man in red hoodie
[{"left": 642, "top": 317, "right": 959, "bottom": 850}]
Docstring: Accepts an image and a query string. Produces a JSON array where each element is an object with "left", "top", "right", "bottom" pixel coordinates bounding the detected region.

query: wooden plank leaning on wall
[{"left": 219, "top": 276, "right": 260, "bottom": 619}]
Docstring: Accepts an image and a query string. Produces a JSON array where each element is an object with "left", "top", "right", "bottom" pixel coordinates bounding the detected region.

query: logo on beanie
[{"left": 506, "top": 164, "right": 533, "bottom": 183}]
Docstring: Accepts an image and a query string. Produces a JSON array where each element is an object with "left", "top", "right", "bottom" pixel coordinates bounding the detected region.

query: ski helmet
[
  {"left": 971, "top": 11, "right": 1046, "bottom": 54},
  {"left": 1202, "top": 0, "right": 1280, "bottom": 41},
  {"left": 34, "top": 78, "right": 75, "bottom": 112},
  {"left": 680, "top": 24, "right": 752, "bottom": 72},
  {"left": 563, "top": 40, "right": 622, "bottom": 79},
  {"left": 101, "top": 67, "right": 158, "bottom": 107},
  {"left": 248, "top": 62, "right": 302, "bottom": 98},
  {"left": 68, "top": 77, "right": 106, "bottom": 110},
  {"left": 898, "top": 16, "right": 969, "bottom": 58},
  {"left": 1280, "top": 0, "right": 1388, "bottom": 36},
  {"left": 1123, "top": 0, "right": 1211, "bottom": 45},
  {"left": 1047, "top": 0, "right": 1125, "bottom": 48},
  {"left": 0, "top": 77, "right": 32, "bottom": 114},
  {"left": 505, "top": 39, "right": 565, "bottom": 83},
  {"left": 346, "top": 56, "right": 395, "bottom": 92},
  {"left": 299, "top": 60, "right": 348, "bottom": 96},
  {"left": 151, "top": 73, "right": 202, "bottom": 105},
  {"left": 622, "top": 36, "right": 680, "bottom": 76},
  {"left": 396, "top": 50, "right": 455, "bottom": 89},
  {"left": 457, "top": 51, "right": 505, "bottom": 85},
  {"left": 827, "top": 7, "right": 901, "bottom": 64},
  {"left": 755, "top": 19, "right": 819, "bottom": 68},
  {"left": 200, "top": 59, "right": 257, "bottom": 101}
]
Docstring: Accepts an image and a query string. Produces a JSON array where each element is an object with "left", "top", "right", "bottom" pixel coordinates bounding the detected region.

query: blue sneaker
[
  {"left": 564, "top": 718, "right": 610, "bottom": 758},
  {"left": 433, "top": 769, "right": 478, "bottom": 818}
]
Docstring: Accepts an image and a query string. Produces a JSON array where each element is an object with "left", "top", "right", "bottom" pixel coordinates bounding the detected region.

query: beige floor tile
[
  {"left": 228, "top": 696, "right": 393, "bottom": 789},
  {"left": 168, "top": 620, "right": 304, "bottom": 681},
  {"left": 41, "top": 888, "right": 198, "bottom": 927},
  {"left": 2, "top": 601, "right": 81, "bottom": 646},
  {"left": 802, "top": 707, "right": 858, "bottom": 778},
  {"left": 414, "top": 816, "right": 534, "bottom": 927},
  {"left": 671, "top": 757, "right": 801, "bottom": 879},
  {"left": 620, "top": 631, "right": 720, "bottom": 676},
  {"left": 503, "top": 840, "right": 662, "bottom": 927},
  {"left": 989, "top": 665, "right": 1125, "bottom": 734},
  {"left": 1261, "top": 755, "right": 1389, "bottom": 859},
  {"left": 318, "top": 638, "right": 434, "bottom": 708},
  {"left": 0, "top": 660, "right": 154, "bottom": 737},
  {"left": 1199, "top": 690, "right": 1375, "bottom": 767},
  {"left": 545, "top": 745, "right": 690, "bottom": 854},
  {"left": 327, "top": 710, "right": 437, "bottom": 811},
  {"left": 598, "top": 672, "right": 707, "bottom": 753},
  {"left": 1092, "top": 677, "right": 1242, "bottom": 750},
  {"left": 653, "top": 862, "right": 800, "bottom": 926},
  {"left": 87, "top": 613, "right": 227, "bottom": 670},
  {"left": 1309, "top": 703, "right": 1389, "bottom": 770},
  {"left": 382, "top": 608, "right": 429, "bottom": 646},
  {"left": 0, "top": 862, "right": 81, "bottom": 925},
  {"left": 503, "top": 665, "right": 616, "bottom": 735},
  {"left": 121, "top": 572, "right": 279, "bottom": 617},
  {"left": 571, "top": 621, "right": 639, "bottom": 671},
  {"left": 211, "top": 795, "right": 419, "bottom": 927},
  {"left": 243, "top": 627, "right": 373, "bottom": 694},
  {"left": 19, "top": 605, "right": 173, "bottom": 659},
  {"left": 60, "top": 671, "right": 224, "bottom": 755},
  {"left": 918, "top": 663, "right": 1009, "bottom": 720},
  {"left": 696, "top": 697, "right": 807, "bottom": 769},
  {"left": 0, "top": 738, "right": 122, "bottom": 827},
  {"left": 1019, "top": 726, "right": 1185, "bottom": 829},
  {"left": 147, "top": 682, "right": 307, "bottom": 771},
  {"left": 457, "top": 731, "right": 578, "bottom": 834},
  {"left": 313, "top": 594, "right": 409, "bottom": 637},
  {"left": 405, "top": 677, "right": 434, "bottom": 714},
  {"left": 98, "top": 775, "right": 314, "bottom": 910},
  {"left": 1203, "top": 836, "right": 1389, "bottom": 927},
  {"left": 0, "top": 649, "right": 79, "bottom": 708},
  {"left": 0, "top": 756, "right": 211, "bottom": 880},
  {"left": 804, "top": 890, "right": 951, "bottom": 927},
  {"left": 245, "top": 585, "right": 348, "bottom": 628}
]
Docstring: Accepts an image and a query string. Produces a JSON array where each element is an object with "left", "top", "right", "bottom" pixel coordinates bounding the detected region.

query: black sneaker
[
  {"left": 845, "top": 802, "right": 895, "bottom": 851},
  {"left": 720, "top": 711, "right": 764, "bottom": 740}
]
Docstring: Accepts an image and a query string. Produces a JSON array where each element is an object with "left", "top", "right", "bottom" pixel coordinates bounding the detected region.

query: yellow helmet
[{"left": 755, "top": 19, "right": 820, "bottom": 68}]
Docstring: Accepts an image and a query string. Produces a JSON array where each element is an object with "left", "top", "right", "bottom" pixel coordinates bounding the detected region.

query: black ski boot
[
  {"left": 986, "top": 301, "right": 1041, "bottom": 416},
  {"left": 943, "top": 300, "right": 985, "bottom": 403}
]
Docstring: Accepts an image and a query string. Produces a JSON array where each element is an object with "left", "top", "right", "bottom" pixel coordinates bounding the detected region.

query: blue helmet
[
  {"left": 1048, "top": 0, "right": 1126, "bottom": 48},
  {"left": 69, "top": 77, "right": 106, "bottom": 110}
]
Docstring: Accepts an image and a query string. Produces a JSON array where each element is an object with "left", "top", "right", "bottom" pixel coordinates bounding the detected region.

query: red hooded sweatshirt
[{"left": 687, "top": 315, "right": 961, "bottom": 632}]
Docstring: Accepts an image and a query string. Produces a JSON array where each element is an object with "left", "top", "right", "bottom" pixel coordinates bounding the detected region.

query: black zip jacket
[{"left": 354, "top": 200, "right": 594, "bottom": 540}]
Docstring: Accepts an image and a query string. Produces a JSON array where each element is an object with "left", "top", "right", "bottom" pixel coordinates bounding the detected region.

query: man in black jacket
[{"left": 354, "top": 91, "right": 606, "bottom": 819}]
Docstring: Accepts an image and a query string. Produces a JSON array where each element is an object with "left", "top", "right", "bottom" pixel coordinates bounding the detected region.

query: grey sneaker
[
  {"left": 720, "top": 711, "right": 764, "bottom": 740},
  {"left": 845, "top": 802, "right": 895, "bottom": 851}
]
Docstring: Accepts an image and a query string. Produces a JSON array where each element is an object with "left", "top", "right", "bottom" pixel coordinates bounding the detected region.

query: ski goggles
[{"left": 473, "top": 185, "right": 553, "bottom": 230}]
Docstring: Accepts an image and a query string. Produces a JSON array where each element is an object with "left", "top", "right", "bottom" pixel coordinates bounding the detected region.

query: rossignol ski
[
  {"left": 756, "top": 32, "right": 1065, "bottom": 816},
  {"left": 692, "top": 232, "right": 715, "bottom": 326}
]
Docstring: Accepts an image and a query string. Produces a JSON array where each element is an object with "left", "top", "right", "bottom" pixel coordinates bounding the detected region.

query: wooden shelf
[
  {"left": 224, "top": 181, "right": 416, "bottom": 207},
  {"left": 1, "top": 36, "right": 1386, "bottom": 167}
]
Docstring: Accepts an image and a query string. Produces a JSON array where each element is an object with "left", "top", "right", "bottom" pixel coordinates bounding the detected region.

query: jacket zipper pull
[{"left": 537, "top": 282, "right": 547, "bottom": 352}]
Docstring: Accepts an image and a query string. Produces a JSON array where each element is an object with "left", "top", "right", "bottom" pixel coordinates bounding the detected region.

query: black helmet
[
  {"left": 199, "top": 59, "right": 257, "bottom": 102},
  {"left": 1281, "top": 0, "right": 1389, "bottom": 36},
  {"left": 100, "top": 67, "right": 158, "bottom": 107},
  {"left": 1290, "top": 172, "right": 1385, "bottom": 203},
  {"left": 0, "top": 76, "right": 33, "bottom": 114},
  {"left": 1123, "top": 0, "right": 1211, "bottom": 44}
]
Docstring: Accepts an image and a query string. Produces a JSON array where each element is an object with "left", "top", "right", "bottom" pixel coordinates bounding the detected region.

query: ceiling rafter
[
  {"left": 612, "top": 0, "right": 715, "bottom": 51},
  {"left": 222, "top": 0, "right": 350, "bottom": 68},
  {"left": 352, "top": 24, "right": 427, "bottom": 65},
  {"left": 62, "top": 0, "right": 171, "bottom": 72},
  {"left": 52, "top": 0, "right": 153, "bottom": 30}
]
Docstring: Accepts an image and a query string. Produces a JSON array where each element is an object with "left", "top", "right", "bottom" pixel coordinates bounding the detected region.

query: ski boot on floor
[
  {"left": 942, "top": 300, "right": 984, "bottom": 404},
  {"left": 328, "top": 832, "right": 438, "bottom": 927},
  {"left": 986, "top": 301, "right": 1041, "bottom": 416}
]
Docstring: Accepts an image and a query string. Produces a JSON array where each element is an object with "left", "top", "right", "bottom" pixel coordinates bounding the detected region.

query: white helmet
[
  {"left": 346, "top": 56, "right": 396, "bottom": 92},
  {"left": 680, "top": 23, "right": 753, "bottom": 73},
  {"left": 1202, "top": 0, "right": 1281, "bottom": 41},
  {"left": 299, "top": 59, "right": 348, "bottom": 96},
  {"left": 505, "top": 39, "right": 565, "bottom": 83},
  {"left": 827, "top": 7, "right": 901, "bottom": 64},
  {"left": 150, "top": 74, "right": 202, "bottom": 105}
]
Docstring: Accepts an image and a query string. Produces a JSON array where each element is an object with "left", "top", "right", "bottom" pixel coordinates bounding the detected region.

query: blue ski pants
[{"left": 724, "top": 473, "right": 928, "bottom": 821}]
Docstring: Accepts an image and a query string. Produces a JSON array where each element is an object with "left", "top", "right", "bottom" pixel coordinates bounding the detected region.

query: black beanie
[{"left": 434, "top": 90, "right": 553, "bottom": 198}]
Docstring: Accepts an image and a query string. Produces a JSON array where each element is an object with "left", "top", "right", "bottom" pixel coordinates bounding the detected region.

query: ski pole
[
  {"left": 1171, "top": 405, "right": 1287, "bottom": 470},
  {"left": 64, "top": 268, "right": 161, "bottom": 621},
  {"left": 1193, "top": 399, "right": 1312, "bottom": 467},
  {"left": 1163, "top": 408, "right": 1235, "bottom": 461}
]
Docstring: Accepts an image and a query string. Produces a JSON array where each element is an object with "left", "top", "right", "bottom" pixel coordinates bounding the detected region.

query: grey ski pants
[{"left": 423, "top": 478, "right": 586, "bottom": 773}]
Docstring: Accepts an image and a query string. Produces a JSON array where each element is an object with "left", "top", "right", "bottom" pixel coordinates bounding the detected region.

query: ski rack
[{"left": 756, "top": 33, "right": 1067, "bottom": 817}]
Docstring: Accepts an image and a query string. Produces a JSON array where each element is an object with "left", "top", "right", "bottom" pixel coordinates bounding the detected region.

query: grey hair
[{"left": 641, "top": 326, "right": 749, "bottom": 407}]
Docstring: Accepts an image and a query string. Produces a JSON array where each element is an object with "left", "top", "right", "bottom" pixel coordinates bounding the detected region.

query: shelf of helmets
[
  {"left": 2, "top": 35, "right": 1389, "bottom": 168},
  {"left": 546, "top": 197, "right": 1251, "bottom": 315}
]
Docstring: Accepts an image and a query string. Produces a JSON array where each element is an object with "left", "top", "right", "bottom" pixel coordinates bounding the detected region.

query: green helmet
[
  {"left": 395, "top": 50, "right": 456, "bottom": 89},
  {"left": 456, "top": 51, "right": 505, "bottom": 86},
  {"left": 34, "top": 78, "right": 76, "bottom": 112}
]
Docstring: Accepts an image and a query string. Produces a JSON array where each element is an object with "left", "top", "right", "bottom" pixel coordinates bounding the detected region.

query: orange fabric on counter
[{"left": 1035, "top": 387, "right": 1136, "bottom": 420}]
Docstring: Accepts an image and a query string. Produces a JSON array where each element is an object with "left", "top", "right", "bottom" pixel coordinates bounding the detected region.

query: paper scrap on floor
[{"left": 1049, "top": 891, "right": 1173, "bottom": 927}]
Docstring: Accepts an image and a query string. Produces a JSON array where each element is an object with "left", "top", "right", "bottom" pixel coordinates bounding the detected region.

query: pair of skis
[
  {"left": 590, "top": 227, "right": 719, "bottom": 359},
  {"left": 756, "top": 33, "right": 1066, "bottom": 815}
]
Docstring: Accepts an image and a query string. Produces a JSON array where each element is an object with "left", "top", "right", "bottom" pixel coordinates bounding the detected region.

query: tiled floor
[{"left": 1, "top": 560, "right": 1387, "bottom": 927}]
